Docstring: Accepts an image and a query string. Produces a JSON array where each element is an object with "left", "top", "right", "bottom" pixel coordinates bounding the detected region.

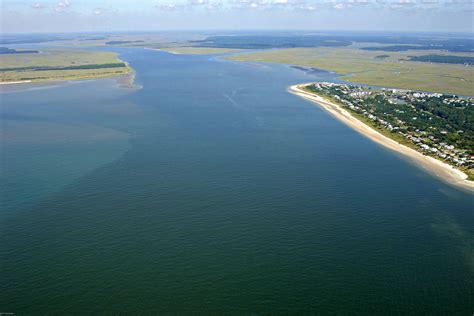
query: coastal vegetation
[
  {"left": 0, "top": 49, "right": 130, "bottom": 83},
  {"left": 302, "top": 82, "right": 474, "bottom": 180},
  {"left": 0, "top": 47, "right": 39, "bottom": 54},
  {"left": 0, "top": 63, "right": 127, "bottom": 72},
  {"left": 228, "top": 47, "right": 474, "bottom": 96},
  {"left": 361, "top": 44, "right": 473, "bottom": 53},
  {"left": 193, "top": 34, "right": 474, "bottom": 52},
  {"left": 406, "top": 54, "right": 474, "bottom": 65},
  {"left": 191, "top": 35, "right": 351, "bottom": 48}
]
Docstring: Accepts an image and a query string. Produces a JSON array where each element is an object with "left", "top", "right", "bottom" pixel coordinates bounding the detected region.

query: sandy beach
[
  {"left": 289, "top": 84, "right": 474, "bottom": 192},
  {"left": 0, "top": 72, "right": 138, "bottom": 93},
  {"left": 0, "top": 80, "right": 32, "bottom": 85},
  {"left": 146, "top": 48, "right": 180, "bottom": 54}
]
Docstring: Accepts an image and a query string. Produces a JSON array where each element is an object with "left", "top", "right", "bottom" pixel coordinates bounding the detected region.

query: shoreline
[
  {"left": 147, "top": 48, "right": 181, "bottom": 55},
  {"left": 289, "top": 84, "right": 474, "bottom": 193},
  {"left": 0, "top": 72, "right": 138, "bottom": 93},
  {"left": 0, "top": 80, "right": 32, "bottom": 85}
]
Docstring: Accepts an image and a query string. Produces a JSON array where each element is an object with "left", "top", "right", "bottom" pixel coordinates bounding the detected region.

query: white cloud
[
  {"left": 54, "top": 0, "right": 71, "bottom": 12},
  {"left": 333, "top": 2, "right": 353, "bottom": 9},
  {"left": 58, "top": 0, "right": 71, "bottom": 8},
  {"left": 188, "top": 0, "right": 209, "bottom": 5},
  {"left": 231, "top": 0, "right": 269, "bottom": 8},
  {"left": 348, "top": 0, "right": 371, "bottom": 4},
  {"left": 388, "top": 0, "right": 416, "bottom": 9},
  {"left": 157, "top": 3, "right": 179, "bottom": 10},
  {"left": 31, "top": 2, "right": 47, "bottom": 9},
  {"left": 273, "top": 0, "right": 307, "bottom": 5},
  {"left": 207, "top": 1, "right": 224, "bottom": 10},
  {"left": 273, "top": 0, "right": 307, "bottom": 4},
  {"left": 92, "top": 7, "right": 116, "bottom": 16}
]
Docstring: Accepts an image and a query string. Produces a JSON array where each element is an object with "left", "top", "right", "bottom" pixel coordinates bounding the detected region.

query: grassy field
[
  {"left": 228, "top": 47, "right": 474, "bottom": 96},
  {"left": 158, "top": 47, "right": 242, "bottom": 55},
  {"left": 0, "top": 49, "right": 130, "bottom": 83}
]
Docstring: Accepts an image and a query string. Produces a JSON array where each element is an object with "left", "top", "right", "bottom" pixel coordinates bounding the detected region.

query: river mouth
[{"left": 1, "top": 47, "right": 473, "bottom": 314}]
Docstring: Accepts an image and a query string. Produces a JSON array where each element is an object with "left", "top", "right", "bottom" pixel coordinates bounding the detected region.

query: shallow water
[{"left": 1, "top": 48, "right": 473, "bottom": 314}]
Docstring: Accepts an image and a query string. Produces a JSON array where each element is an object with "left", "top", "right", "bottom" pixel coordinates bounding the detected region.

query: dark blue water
[{"left": 1, "top": 48, "right": 473, "bottom": 314}]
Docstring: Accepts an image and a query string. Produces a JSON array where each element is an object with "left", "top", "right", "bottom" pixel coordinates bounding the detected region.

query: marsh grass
[
  {"left": 0, "top": 49, "right": 130, "bottom": 83},
  {"left": 229, "top": 47, "right": 474, "bottom": 96}
]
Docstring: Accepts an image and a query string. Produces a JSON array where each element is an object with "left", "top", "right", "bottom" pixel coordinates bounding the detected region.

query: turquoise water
[{"left": 1, "top": 48, "right": 473, "bottom": 314}]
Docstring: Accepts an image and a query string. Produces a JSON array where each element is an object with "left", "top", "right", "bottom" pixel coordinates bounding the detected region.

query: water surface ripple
[{"left": 1, "top": 48, "right": 473, "bottom": 314}]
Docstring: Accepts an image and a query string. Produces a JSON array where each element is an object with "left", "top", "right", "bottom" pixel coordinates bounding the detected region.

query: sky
[{"left": 1, "top": 0, "right": 473, "bottom": 33}]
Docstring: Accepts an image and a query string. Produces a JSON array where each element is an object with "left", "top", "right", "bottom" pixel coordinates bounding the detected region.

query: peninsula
[
  {"left": 0, "top": 49, "right": 131, "bottom": 85},
  {"left": 290, "top": 83, "right": 474, "bottom": 192}
]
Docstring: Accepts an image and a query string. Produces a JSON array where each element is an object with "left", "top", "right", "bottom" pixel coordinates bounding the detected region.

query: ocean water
[{"left": 1, "top": 48, "right": 473, "bottom": 314}]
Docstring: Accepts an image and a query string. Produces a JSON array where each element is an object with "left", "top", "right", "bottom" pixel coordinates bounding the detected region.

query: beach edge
[{"left": 289, "top": 83, "right": 474, "bottom": 193}]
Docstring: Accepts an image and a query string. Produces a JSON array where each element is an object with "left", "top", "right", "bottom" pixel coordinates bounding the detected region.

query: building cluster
[{"left": 308, "top": 82, "right": 474, "bottom": 170}]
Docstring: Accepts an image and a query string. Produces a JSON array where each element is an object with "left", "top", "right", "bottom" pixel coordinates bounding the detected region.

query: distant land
[
  {"left": 192, "top": 34, "right": 474, "bottom": 52},
  {"left": 105, "top": 40, "right": 145, "bottom": 45},
  {"left": 405, "top": 54, "right": 474, "bottom": 65},
  {"left": 228, "top": 47, "right": 473, "bottom": 96},
  {"left": 0, "top": 49, "right": 131, "bottom": 85},
  {"left": 1, "top": 32, "right": 472, "bottom": 95},
  {"left": 0, "top": 47, "right": 39, "bottom": 54}
]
